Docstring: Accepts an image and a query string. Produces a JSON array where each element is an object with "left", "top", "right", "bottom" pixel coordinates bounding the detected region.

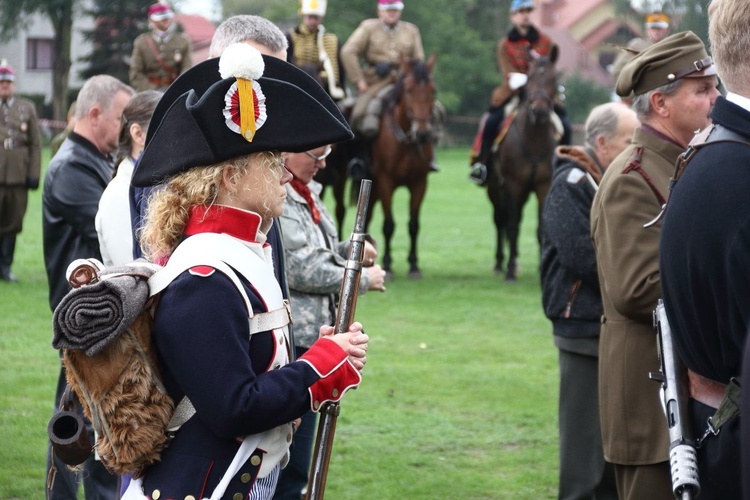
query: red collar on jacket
[{"left": 184, "top": 205, "right": 263, "bottom": 243}]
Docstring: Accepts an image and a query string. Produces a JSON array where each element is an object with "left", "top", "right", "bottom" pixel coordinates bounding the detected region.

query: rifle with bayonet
[
  {"left": 649, "top": 299, "right": 700, "bottom": 499},
  {"left": 306, "top": 179, "right": 372, "bottom": 500}
]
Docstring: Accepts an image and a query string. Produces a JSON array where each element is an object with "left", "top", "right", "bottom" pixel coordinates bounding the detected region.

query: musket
[
  {"left": 649, "top": 299, "right": 700, "bottom": 499},
  {"left": 306, "top": 179, "right": 372, "bottom": 500}
]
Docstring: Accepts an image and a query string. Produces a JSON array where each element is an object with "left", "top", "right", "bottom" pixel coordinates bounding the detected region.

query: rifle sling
[{"left": 696, "top": 376, "right": 741, "bottom": 447}]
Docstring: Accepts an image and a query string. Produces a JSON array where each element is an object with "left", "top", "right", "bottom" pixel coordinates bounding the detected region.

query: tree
[
  {"left": 0, "top": 0, "right": 77, "bottom": 120},
  {"left": 78, "top": 0, "right": 145, "bottom": 84}
]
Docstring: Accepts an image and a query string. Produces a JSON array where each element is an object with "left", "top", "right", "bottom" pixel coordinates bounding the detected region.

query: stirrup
[{"left": 469, "top": 162, "right": 487, "bottom": 186}]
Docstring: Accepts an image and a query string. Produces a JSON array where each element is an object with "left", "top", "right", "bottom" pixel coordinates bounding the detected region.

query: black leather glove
[{"left": 26, "top": 177, "right": 39, "bottom": 190}]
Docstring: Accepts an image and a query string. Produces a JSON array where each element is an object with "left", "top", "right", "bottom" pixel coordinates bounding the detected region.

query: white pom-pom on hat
[{"left": 219, "top": 43, "right": 265, "bottom": 81}]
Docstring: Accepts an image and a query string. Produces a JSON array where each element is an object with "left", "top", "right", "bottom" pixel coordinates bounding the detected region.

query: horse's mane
[{"left": 385, "top": 59, "right": 431, "bottom": 107}]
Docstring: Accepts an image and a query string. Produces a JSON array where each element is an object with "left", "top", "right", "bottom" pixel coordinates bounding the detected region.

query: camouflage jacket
[{"left": 279, "top": 181, "right": 370, "bottom": 348}]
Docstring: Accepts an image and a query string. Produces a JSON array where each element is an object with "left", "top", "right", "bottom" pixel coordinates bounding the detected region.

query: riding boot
[
  {"left": 360, "top": 97, "right": 382, "bottom": 139},
  {"left": 469, "top": 106, "right": 504, "bottom": 186},
  {"left": 0, "top": 234, "right": 18, "bottom": 282},
  {"left": 347, "top": 136, "right": 370, "bottom": 181}
]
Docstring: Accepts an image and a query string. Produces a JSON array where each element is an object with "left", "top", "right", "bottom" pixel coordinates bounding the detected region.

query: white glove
[{"left": 508, "top": 72, "right": 528, "bottom": 91}]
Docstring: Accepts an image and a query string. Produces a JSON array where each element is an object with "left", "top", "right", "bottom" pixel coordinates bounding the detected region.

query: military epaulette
[{"left": 188, "top": 265, "right": 215, "bottom": 277}]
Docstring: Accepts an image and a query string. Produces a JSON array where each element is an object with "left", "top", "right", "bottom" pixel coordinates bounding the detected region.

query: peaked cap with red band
[
  {"left": 0, "top": 59, "right": 15, "bottom": 82},
  {"left": 133, "top": 43, "right": 353, "bottom": 187}
]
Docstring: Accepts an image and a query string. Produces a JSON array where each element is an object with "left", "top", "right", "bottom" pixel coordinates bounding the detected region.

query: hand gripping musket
[
  {"left": 306, "top": 179, "right": 372, "bottom": 500},
  {"left": 649, "top": 299, "right": 700, "bottom": 499}
]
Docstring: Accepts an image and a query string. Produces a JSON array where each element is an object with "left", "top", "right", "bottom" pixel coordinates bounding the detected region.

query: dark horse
[
  {"left": 296, "top": 63, "right": 353, "bottom": 235},
  {"left": 368, "top": 55, "right": 437, "bottom": 280},
  {"left": 488, "top": 51, "right": 559, "bottom": 282}
]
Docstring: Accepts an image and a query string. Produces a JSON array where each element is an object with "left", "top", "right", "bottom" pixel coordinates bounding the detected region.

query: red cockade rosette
[{"left": 220, "top": 43, "right": 267, "bottom": 142}]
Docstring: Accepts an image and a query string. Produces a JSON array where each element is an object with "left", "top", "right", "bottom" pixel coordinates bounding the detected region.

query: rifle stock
[
  {"left": 650, "top": 299, "right": 700, "bottom": 499},
  {"left": 306, "top": 179, "right": 372, "bottom": 500}
]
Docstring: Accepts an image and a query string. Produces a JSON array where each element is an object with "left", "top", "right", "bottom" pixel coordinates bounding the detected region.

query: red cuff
[{"left": 299, "top": 338, "right": 362, "bottom": 411}]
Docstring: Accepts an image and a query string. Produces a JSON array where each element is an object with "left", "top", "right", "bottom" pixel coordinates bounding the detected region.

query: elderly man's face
[
  {"left": 663, "top": 75, "right": 719, "bottom": 144},
  {"left": 599, "top": 107, "right": 639, "bottom": 168}
]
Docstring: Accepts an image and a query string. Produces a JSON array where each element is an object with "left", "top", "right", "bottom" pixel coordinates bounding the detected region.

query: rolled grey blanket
[{"left": 52, "top": 261, "right": 160, "bottom": 356}]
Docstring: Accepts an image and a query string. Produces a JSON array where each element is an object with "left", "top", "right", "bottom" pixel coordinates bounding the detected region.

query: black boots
[{"left": 0, "top": 234, "right": 18, "bottom": 282}]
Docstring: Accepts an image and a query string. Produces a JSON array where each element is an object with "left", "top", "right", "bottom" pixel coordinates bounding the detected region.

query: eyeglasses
[{"left": 304, "top": 145, "right": 332, "bottom": 161}]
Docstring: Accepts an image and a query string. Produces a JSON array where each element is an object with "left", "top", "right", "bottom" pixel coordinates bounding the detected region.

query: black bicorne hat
[{"left": 133, "top": 44, "right": 353, "bottom": 187}]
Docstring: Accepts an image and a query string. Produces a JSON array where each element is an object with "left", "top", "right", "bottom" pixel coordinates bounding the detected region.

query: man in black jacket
[
  {"left": 540, "top": 101, "right": 637, "bottom": 500},
  {"left": 42, "top": 74, "right": 133, "bottom": 499},
  {"left": 660, "top": 1, "right": 749, "bottom": 497}
]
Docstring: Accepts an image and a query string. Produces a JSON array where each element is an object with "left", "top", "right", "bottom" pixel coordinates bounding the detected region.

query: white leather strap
[{"left": 249, "top": 300, "right": 292, "bottom": 335}]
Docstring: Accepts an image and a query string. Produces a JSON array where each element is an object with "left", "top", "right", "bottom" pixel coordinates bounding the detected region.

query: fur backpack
[
  {"left": 49, "top": 248, "right": 288, "bottom": 478},
  {"left": 50, "top": 258, "right": 189, "bottom": 476}
]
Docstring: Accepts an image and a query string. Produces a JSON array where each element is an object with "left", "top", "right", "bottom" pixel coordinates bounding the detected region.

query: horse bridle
[{"left": 387, "top": 74, "right": 434, "bottom": 146}]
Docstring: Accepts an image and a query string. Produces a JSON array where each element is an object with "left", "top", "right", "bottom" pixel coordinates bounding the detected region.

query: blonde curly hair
[{"left": 139, "top": 151, "right": 282, "bottom": 261}]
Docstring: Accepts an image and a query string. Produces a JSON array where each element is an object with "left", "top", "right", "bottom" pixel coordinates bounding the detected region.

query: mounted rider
[
  {"left": 470, "top": 0, "right": 570, "bottom": 185},
  {"left": 341, "top": 0, "right": 441, "bottom": 173},
  {"left": 286, "top": 0, "right": 348, "bottom": 104}
]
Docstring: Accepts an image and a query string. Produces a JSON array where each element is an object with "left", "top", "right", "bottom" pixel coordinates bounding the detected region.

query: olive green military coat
[
  {"left": 0, "top": 96, "right": 41, "bottom": 233},
  {"left": 590, "top": 127, "right": 682, "bottom": 465}
]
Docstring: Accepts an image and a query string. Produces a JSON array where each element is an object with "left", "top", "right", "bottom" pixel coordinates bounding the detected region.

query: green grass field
[{"left": 0, "top": 148, "right": 558, "bottom": 499}]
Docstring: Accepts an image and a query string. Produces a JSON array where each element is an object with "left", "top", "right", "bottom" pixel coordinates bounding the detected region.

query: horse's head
[
  {"left": 524, "top": 48, "right": 558, "bottom": 125},
  {"left": 394, "top": 54, "right": 436, "bottom": 143}
]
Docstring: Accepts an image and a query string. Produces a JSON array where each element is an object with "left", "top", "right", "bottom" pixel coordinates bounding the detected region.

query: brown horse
[
  {"left": 488, "top": 51, "right": 559, "bottom": 282},
  {"left": 368, "top": 55, "right": 437, "bottom": 280}
]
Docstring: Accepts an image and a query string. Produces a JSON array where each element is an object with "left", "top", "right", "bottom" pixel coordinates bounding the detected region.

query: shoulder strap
[
  {"left": 149, "top": 252, "right": 253, "bottom": 316},
  {"left": 144, "top": 35, "right": 178, "bottom": 81},
  {"left": 622, "top": 146, "right": 667, "bottom": 206},
  {"left": 673, "top": 124, "right": 750, "bottom": 188}
]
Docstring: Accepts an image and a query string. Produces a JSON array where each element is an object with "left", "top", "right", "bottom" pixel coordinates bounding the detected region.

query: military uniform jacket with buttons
[
  {"left": 140, "top": 206, "right": 362, "bottom": 499},
  {"left": 279, "top": 181, "right": 370, "bottom": 349},
  {"left": 341, "top": 18, "right": 425, "bottom": 87},
  {"left": 590, "top": 126, "right": 680, "bottom": 465},
  {"left": 0, "top": 96, "right": 41, "bottom": 187},
  {"left": 130, "top": 30, "right": 192, "bottom": 91},
  {"left": 286, "top": 24, "right": 346, "bottom": 99}
]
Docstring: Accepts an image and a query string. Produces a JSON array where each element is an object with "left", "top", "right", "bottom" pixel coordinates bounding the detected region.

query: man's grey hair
[
  {"left": 209, "top": 15, "right": 288, "bottom": 58},
  {"left": 630, "top": 79, "right": 682, "bottom": 120},
  {"left": 709, "top": 0, "right": 750, "bottom": 95},
  {"left": 74, "top": 75, "right": 134, "bottom": 121},
  {"left": 584, "top": 102, "right": 623, "bottom": 149}
]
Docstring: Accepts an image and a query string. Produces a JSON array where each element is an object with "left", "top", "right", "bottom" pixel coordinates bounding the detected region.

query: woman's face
[
  {"left": 223, "top": 154, "right": 292, "bottom": 219},
  {"left": 283, "top": 145, "right": 331, "bottom": 185}
]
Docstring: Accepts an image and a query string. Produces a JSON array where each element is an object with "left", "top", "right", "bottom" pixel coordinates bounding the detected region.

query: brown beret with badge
[
  {"left": 616, "top": 31, "right": 716, "bottom": 98},
  {"left": 133, "top": 43, "right": 353, "bottom": 187}
]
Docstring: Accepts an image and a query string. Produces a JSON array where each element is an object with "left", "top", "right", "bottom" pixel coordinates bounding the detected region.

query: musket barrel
[{"left": 307, "top": 180, "right": 372, "bottom": 500}]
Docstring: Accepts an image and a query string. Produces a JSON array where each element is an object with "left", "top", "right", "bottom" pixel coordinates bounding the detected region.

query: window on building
[{"left": 27, "top": 38, "right": 54, "bottom": 70}]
